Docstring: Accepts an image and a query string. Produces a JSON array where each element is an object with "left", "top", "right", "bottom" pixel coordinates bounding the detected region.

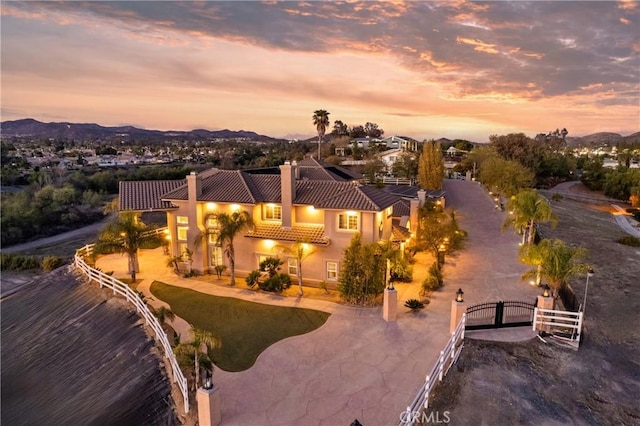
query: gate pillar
[
  {"left": 450, "top": 300, "right": 467, "bottom": 334},
  {"left": 383, "top": 287, "right": 398, "bottom": 322},
  {"left": 536, "top": 295, "right": 555, "bottom": 332}
]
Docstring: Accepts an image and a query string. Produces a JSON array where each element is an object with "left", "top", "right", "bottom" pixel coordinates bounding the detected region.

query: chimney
[
  {"left": 417, "top": 189, "right": 426, "bottom": 207},
  {"left": 279, "top": 162, "right": 295, "bottom": 229},
  {"left": 187, "top": 171, "right": 202, "bottom": 201},
  {"left": 410, "top": 198, "right": 419, "bottom": 239}
]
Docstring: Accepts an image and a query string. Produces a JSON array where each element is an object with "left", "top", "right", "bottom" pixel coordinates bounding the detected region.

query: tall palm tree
[
  {"left": 503, "top": 189, "right": 557, "bottom": 245},
  {"left": 210, "top": 211, "right": 254, "bottom": 286},
  {"left": 174, "top": 327, "right": 220, "bottom": 390},
  {"left": 275, "top": 239, "right": 316, "bottom": 296},
  {"left": 96, "top": 211, "right": 158, "bottom": 281},
  {"left": 312, "top": 109, "right": 330, "bottom": 159},
  {"left": 523, "top": 239, "right": 589, "bottom": 297}
]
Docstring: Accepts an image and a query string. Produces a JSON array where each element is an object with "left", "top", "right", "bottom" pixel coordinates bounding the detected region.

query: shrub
[
  {"left": 214, "top": 265, "right": 227, "bottom": 279},
  {"left": 617, "top": 236, "right": 640, "bottom": 247},
  {"left": 551, "top": 193, "right": 563, "bottom": 201},
  {"left": 42, "top": 256, "right": 64, "bottom": 271},
  {"left": 404, "top": 299, "right": 425, "bottom": 312},
  {"left": 1, "top": 253, "right": 41, "bottom": 271},
  {"left": 245, "top": 270, "right": 261, "bottom": 288},
  {"left": 428, "top": 262, "right": 443, "bottom": 286},
  {"left": 259, "top": 273, "right": 291, "bottom": 293},
  {"left": 318, "top": 280, "right": 329, "bottom": 294},
  {"left": 632, "top": 210, "right": 640, "bottom": 221},
  {"left": 421, "top": 276, "right": 441, "bottom": 295}
]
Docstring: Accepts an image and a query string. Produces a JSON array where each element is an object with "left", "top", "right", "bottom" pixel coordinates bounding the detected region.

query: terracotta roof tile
[
  {"left": 392, "top": 224, "right": 412, "bottom": 242},
  {"left": 119, "top": 180, "right": 183, "bottom": 211},
  {"left": 245, "top": 223, "right": 330, "bottom": 245}
]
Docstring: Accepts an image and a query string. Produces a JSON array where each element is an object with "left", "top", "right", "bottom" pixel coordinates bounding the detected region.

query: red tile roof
[
  {"left": 245, "top": 223, "right": 330, "bottom": 245},
  {"left": 119, "top": 180, "right": 184, "bottom": 211}
]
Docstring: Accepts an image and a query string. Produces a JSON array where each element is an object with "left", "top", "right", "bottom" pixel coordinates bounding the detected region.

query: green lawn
[{"left": 150, "top": 281, "right": 330, "bottom": 372}]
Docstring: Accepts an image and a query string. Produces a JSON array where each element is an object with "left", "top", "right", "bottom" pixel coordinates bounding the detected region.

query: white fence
[
  {"left": 74, "top": 243, "right": 190, "bottom": 414},
  {"left": 533, "top": 307, "right": 583, "bottom": 348},
  {"left": 400, "top": 314, "right": 466, "bottom": 426}
]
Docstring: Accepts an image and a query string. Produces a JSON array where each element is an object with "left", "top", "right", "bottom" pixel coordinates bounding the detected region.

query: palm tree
[
  {"left": 523, "top": 239, "right": 589, "bottom": 297},
  {"left": 151, "top": 305, "right": 176, "bottom": 340},
  {"left": 312, "top": 109, "right": 330, "bottom": 159},
  {"left": 96, "top": 211, "right": 159, "bottom": 281},
  {"left": 275, "top": 239, "right": 316, "bottom": 296},
  {"left": 209, "top": 211, "right": 254, "bottom": 286},
  {"left": 503, "top": 189, "right": 557, "bottom": 245},
  {"left": 174, "top": 327, "right": 220, "bottom": 390},
  {"left": 519, "top": 243, "right": 545, "bottom": 286}
]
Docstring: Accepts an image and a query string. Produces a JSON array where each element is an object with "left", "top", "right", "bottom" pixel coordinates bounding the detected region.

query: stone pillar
[
  {"left": 535, "top": 295, "right": 555, "bottom": 332},
  {"left": 450, "top": 300, "right": 467, "bottom": 334},
  {"left": 383, "top": 287, "right": 398, "bottom": 322},
  {"left": 197, "top": 386, "right": 222, "bottom": 426}
]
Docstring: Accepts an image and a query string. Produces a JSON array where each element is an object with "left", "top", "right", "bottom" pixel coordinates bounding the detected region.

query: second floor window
[
  {"left": 264, "top": 204, "right": 282, "bottom": 220},
  {"left": 338, "top": 212, "right": 359, "bottom": 231}
]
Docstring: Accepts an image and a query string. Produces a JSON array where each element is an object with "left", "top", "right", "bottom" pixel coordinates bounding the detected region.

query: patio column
[{"left": 197, "top": 386, "right": 222, "bottom": 426}]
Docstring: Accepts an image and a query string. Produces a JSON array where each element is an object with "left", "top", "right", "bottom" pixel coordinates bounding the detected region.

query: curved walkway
[{"left": 96, "top": 179, "right": 541, "bottom": 425}]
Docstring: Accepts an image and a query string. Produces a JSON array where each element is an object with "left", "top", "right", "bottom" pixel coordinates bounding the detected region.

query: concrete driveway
[{"left": 96, "top": 179, "right": 541, "bottom": 425}]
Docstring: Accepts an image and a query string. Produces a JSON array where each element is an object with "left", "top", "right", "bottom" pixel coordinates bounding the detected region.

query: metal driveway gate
[{"left": 465, "top": 300, "right": 536, "bottom": 330}]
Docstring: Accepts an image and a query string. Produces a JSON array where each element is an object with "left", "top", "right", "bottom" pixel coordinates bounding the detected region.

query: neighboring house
[
  {"left": 378, "top": 148, "right": 405, "bottom": 172},
  {"left": 350, "top": 137, "right": 381, "bottom": 150},
  {"left": 382, "top": 136, "right": 419, "bottom": 151},
  {"left": 119, "top": 158, "right": 423, "bottom": 287}
]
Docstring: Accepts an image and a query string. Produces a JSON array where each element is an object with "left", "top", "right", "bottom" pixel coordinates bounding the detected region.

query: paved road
[
  {"left": 96, "top": 179, "right": 540, "bottom": 425},
  {"left": 2, "top": 216, "right": 110, "bottom": 254}
]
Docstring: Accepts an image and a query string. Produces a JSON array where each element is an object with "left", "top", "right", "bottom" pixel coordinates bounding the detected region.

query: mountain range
[
  {"left": 0, "top": 118, "right": 285, "bottom": 143},
  {"left": 1, "top": 118, "right": 638, "bottom": 146}
]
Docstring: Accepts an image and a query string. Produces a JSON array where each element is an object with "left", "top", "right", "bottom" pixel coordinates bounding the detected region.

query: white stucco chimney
[{"left": 417, "top": 189, "right": 426, "bottom": 207}]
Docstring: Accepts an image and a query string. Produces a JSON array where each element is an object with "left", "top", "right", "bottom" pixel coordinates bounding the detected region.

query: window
[
  {"left": 206, "top": 217, "right": 219, "bottom": 228},
  {"left": 327, "top": 261, "right": 338, "bottom": 280},
  {"left": 208, "top": 232, "right": 220, "bottom": 245},
  {"left": 209, "top": 246, "right": 223, "bottom": 266},
  {"left": 264, "top": 204, "right": 282, "bottom": 220},
  {"left": 178, "top": 243, "right": 189, "bottom": 261},
  {"left": 288, "top": 258, "right": 298, "bottom": 275},
  {"left": 177, "top": 226, "right": 188, "bottom": 241},
  {"left": 338, "top": 212, "right": 359, "bottom": 231},
  {"left": 177, "top": 216, "right": 189, "bottom": 224}
]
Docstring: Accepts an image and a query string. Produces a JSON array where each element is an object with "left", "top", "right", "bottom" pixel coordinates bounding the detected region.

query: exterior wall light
[{"left": 455, "top": 288, "right": 464, "bottom": 303}]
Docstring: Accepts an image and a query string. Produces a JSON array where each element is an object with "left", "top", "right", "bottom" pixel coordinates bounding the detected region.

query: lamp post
[
  {"left": 455, "top": 288, "right": 464, "bottom": 303},
  {"left": 582, "top": 268, "right": 595, "bottom": 314}
]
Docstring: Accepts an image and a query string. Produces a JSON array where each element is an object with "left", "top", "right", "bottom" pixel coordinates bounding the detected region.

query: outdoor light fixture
[
  {"left": 542, "top": 285, "right": 550, "bottom": 298},
  {"left": 455, "top": 288, "right": 464, "bottom": 303},
  {"left": 583, "top": 268, "right": 595, "bottom": 314}
]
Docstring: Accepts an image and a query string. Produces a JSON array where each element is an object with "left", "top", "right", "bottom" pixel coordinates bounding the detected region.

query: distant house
[
  {"left": 382, "top": 136, "right": 419, "bottom": 151},
  {"left": 119, "top": 158, "right": 429, "bottom": 286}
]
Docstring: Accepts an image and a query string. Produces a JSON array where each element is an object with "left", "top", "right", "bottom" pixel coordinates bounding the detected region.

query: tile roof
[
  {"left": 245, "top": 223, "right": 330, "bottom": 245},
  {"left": 392, "top": 224, "right": 412, "bottom": 242},
  {"left": 119, "top": 180, "right": 184, "bottom": 211},
  {"left": 392, "top": 199, "right": 410, "bottom": 217},
  {"left": 122, "top": 164, "right": 401, "bottom": 213}
]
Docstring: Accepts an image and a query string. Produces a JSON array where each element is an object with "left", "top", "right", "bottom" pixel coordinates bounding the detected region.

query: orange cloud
[{"left": 456, "top": 37, "right": 499, "bottom": 54}]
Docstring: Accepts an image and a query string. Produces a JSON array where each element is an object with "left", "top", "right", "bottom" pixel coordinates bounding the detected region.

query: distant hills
[
  {"left": 1, "top": 118, "right": 638, "bottom": 146},
  {"left": 0, "top": 118, "right": 285, "bottom": 143}
]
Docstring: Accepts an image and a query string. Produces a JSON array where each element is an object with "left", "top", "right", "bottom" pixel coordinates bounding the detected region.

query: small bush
[
  {"left": 421, "top": 276, "right": 441, "bottom": 294},
  {"left": 617, "top": 236, "right": 640, "bottom": 247},
  {"left": 428, "top": 262, "right": 444, "bottom": 286},
  {"left": 404, "top": 299, "right": 425, "bottom": 312},
  {"left": 318, "top": 280, "right": 329, "bottom": 294},
  {"left": 632, "top": 210, "right": 640, "bottom": 221},
  {"left": 245, "top": 270, "right": 261, "bottom": 288},
  {"left": 42, "top": 256, "right": 64, "bottom": 272},
  {"left": 551, "top": 193, "right": 563, "bottom": 201},
  {"left": 1, "top": 254, "right": 41, "bottom": 271},
  {"left": 259, "top": 273, "right": 291, "bottom": 293}
]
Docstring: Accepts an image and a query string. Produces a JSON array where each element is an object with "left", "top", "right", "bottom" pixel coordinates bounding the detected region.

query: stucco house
[{"left": 119, "top": 158, "right": 422, "bottom": 287}]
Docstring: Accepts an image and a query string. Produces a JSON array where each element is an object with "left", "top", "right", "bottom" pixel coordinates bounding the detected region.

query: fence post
[{"left": 438, "top": 350, "right": 445, "bottom": 381}]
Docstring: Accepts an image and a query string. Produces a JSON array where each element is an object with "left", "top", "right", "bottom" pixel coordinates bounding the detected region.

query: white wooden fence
[
  {"left": 74, "top": 243, "right": 190, "bottom": 414},
  {"left": 533, "top": 307, "right": 583, "bottom": 348},
  {"left": 400, "top": 314, "right": 466, "bottom": 426}
]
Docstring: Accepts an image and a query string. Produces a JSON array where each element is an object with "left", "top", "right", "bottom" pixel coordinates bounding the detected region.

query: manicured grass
[{"left": 150, "top": 281, "right": 330, "bottom": 372}]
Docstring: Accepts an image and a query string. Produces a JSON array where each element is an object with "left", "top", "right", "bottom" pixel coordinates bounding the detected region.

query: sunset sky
[{"left": 1, "top": 1, "right": 639, "bottom": 142}]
